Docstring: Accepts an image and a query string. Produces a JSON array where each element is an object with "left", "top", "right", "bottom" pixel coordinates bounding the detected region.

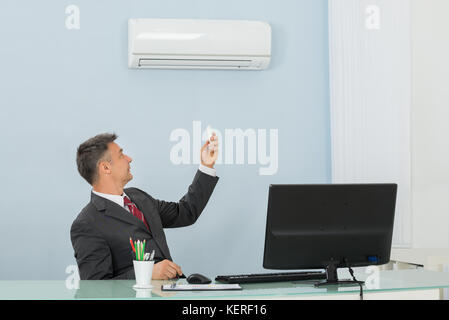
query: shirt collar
[{"left": 92, "top": 189, "right": 128, "bottom": 208}]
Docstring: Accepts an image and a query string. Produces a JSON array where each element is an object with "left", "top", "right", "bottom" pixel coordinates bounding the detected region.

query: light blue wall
[{"left": 0, "top": 0, "right": 330, "bottom": 279}]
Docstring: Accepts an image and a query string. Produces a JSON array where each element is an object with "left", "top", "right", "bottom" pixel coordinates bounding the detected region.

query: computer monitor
[{"left": 263, "top": 184, "right": 397, "bottom": 286}]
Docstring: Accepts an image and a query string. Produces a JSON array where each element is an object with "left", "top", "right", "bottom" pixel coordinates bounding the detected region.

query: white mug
[{"left": 133, "top": 260, "right": 154, "bottom": 289}]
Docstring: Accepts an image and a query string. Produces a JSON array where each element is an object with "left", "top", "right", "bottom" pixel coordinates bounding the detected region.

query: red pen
[{"left": 129, "top": 237, "right": 135, "bottom": 252}]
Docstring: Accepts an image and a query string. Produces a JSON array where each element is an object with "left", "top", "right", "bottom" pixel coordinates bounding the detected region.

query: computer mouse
[{"left": 187, "top": 273, "right": 212, "bottom": 284}]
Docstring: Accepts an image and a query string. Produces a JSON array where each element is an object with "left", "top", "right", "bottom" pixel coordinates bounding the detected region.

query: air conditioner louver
[{"left": 138, "top": 58, "right": 252, "bottom": 69}]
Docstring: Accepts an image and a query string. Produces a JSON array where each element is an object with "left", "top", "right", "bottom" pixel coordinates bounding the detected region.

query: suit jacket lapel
[
  {"left": 91, "top": 192, "right": 150, "bottom": 234},
  {"left": 125, "top": 188, "right": 171, "bottom": 259}
]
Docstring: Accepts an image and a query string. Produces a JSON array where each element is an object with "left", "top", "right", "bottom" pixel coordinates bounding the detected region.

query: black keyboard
[{"left": 215, "top": 271, "right": 326, "bottom": 284}]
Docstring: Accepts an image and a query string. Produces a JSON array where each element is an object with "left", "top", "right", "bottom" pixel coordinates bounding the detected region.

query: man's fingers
[
  {"left": 162, "top": 274, "right": 170, "bottom": 280},
  {"left": 201, "top": 140, "right": 210, "bottom": 151},
  {"left": 164, "top": 266, "right": 177, "bottom": 278},
  {"left": 155, "top": 260, "right": 178, "bottom": 279},
  {"left": 201, "top": 133, "right": 219, "bottom": 150},
  {"left": 210, "top": 141, "right": 218, "bottom": 151},
  {"left": 168, "top": 261, "right": 183, "bottom": 275},
  {"left": 165, "top": 261, "right": 183, "bottom": 278},
  {"left": 208, "top": 142, "right": 218, "bottom": 152}
]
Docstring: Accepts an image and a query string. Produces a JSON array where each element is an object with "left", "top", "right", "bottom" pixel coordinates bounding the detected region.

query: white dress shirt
[
  {"left": 92, "top": 190, "right": 131, "bottom": 212},
  {"left": 92, "top": 164, "right": 216, "bottom": 209},
  {"left": 198, "top": 163, "right": 216, "bottom": 177}
]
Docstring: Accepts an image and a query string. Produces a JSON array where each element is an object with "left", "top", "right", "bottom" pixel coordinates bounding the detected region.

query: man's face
[{"left": 106, "top": 142, "right": 133, "bottom": 186}]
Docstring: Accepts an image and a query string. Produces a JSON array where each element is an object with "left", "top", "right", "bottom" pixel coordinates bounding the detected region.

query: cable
[
  {"left": 348, "top": 266, "right": 363, "bottom": 300},
  {"left": 344, "top": 258, "right": 364, "bottom": 300}
]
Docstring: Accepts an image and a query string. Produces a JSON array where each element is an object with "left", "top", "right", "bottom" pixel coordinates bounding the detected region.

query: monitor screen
[{"left": 263, "top": 184, "right": 397, "bottom": 270}]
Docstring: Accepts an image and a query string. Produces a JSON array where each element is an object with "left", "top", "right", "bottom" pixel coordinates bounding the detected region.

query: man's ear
[{"left": 98, "top": 160, "right": 112, "bottom": 175}]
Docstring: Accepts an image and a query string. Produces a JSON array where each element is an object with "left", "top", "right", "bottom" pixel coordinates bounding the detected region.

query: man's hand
[
  {"left": 152, "top": 259, "right": 183, "bottom": 280},
  {"left": 201, "top": 133, "right": 219, "bottom": 168}
]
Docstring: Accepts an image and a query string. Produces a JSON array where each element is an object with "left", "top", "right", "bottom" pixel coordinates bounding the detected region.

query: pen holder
[{"left": 133, "top": 260, "right": 154, "bottom": 289}]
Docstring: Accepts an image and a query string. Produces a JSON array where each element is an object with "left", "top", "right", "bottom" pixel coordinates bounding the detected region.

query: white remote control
[{"left": 206, "top": 125, "right": 213, "bottom": 142}]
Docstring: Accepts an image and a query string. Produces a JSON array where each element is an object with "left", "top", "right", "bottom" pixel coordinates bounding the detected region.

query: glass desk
[{"left": 1, "top": 269, "right": 449, "bottom": 300}]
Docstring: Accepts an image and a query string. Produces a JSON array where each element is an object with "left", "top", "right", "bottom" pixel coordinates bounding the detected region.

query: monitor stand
[{"left": 314, "top": 261, "right": 365, "bottom": 288}]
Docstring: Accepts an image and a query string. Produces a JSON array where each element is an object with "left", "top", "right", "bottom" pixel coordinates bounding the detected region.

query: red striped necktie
[{"left": 124, "top": 196, "right": 150, "bottom": 230}]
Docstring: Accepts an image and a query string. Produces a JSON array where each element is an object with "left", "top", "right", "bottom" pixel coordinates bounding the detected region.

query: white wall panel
[{"left": 329, "top": 0, "right": 412, "bottom": 246}]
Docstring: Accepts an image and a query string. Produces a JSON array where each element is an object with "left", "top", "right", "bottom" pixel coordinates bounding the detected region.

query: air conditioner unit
[{"left": 128, "top": 18, "right": 271, "bottom": 70}]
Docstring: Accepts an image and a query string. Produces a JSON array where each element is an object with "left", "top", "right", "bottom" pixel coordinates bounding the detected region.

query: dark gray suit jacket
[{"left": 70, "top": 170, "right": 219, "bottom": 280}]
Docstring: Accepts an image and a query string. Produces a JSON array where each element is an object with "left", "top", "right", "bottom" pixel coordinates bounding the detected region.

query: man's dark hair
[{"left": 76, "top": 133, "right": 117, "bottom": 185}]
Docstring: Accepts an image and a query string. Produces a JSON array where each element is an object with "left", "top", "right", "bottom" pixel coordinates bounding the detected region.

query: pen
[
  {"left": 140, "top": 241, "right": 143, "bottom": 261},
  {"left": 137, "top": 240, "right": 141, "bottom": 260}
]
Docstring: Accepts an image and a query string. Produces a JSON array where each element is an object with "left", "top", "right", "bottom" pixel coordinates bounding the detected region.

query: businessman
[{"left": 70, "top": 132, "right": 219, "bottom": 280}]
